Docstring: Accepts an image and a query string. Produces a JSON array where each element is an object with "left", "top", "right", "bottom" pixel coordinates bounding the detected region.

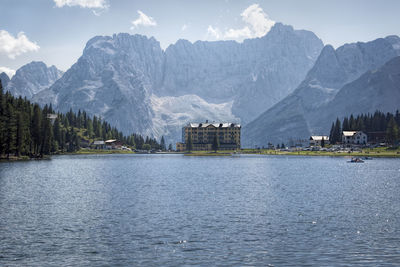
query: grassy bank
[
  {"left": 67, "top": 149, "right": 135, "bottom": 155},
  {"left": 240, "top": 147, "right": 400, "bottom": 158}
]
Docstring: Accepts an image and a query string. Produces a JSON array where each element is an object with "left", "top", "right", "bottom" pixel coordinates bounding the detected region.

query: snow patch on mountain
[{"left": 150, "top": 94, "right": 239, "bottom": 144}]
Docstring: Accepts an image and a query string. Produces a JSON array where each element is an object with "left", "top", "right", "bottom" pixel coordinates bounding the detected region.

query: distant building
[
  {"left": 309, "top": 136, "right": 330, "bottom": 146},
  {"left": 92, "top": 140, "right": 105, "bottom": 149},
  {"left": 176, "top": 142, "right": 186, "bottom": 152},
  {"left": 342, "top": 131, "right": 367, "bottom": 145},
  {"left": 46, "top": 114, "right": 58, "bottom": 124},
  {"left": 105, "top": 139, "right": 123, "bottom": 150},
  {"left": 177, "top": 121, "right": 241, "bottom": 151}
]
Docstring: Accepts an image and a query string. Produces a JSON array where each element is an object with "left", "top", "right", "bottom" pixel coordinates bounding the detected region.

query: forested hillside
[
  {"left": 329, "top": 111, "right": 400, "bottom": 145},
  {"left": 0, "top": 81, "right": 160, "bottom": 159}
]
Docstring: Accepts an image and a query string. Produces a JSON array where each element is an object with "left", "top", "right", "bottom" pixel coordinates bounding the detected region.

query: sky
[{"left": 1, "top": 0, "right": 400, "bottom": 77}]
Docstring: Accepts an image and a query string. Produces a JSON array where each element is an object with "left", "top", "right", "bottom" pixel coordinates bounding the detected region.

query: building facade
[
  {"left": 309, "top": 136, "right": 330, "bottom": 146},
  {"left": 177, "top": 122, "right": 241, "bottom": 151},
  {"left": 342, "top": 131, "right": 368, "bottom": 145}
]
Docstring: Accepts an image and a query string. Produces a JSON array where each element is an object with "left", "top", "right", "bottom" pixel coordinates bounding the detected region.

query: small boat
[
  {"left": 349, "top": 157, "right": 364, "bottom": 163},
  {"left": 363, "top": 156, "right": 373, "bottom": 160}
]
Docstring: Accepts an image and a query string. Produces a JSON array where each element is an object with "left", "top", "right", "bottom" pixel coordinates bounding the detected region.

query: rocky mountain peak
[
  {"left": 6, "top": 61, "right": 63, "bottom": 98},
  {"left": 0, "top": 72, "right": 10, "bottom": 89}
]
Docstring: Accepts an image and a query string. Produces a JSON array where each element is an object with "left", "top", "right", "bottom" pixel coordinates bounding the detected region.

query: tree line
[
  {"left": 0, "top": 80, "right": 162, "bottom": 159},
  {"left": 329, "top": 110, "right": 400, "bottom": 145}
]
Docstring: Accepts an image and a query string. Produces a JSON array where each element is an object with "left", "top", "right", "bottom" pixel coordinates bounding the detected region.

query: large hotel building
[{"left": 176, "top": 121, "right": 241, "bottom": 151}]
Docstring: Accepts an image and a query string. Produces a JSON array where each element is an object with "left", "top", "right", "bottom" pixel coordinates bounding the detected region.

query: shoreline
[{"left": 2, "top": 148, "right": 400, "bottom": 162}]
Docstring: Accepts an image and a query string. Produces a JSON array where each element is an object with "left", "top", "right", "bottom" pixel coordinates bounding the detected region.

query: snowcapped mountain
[
  {"left": 6, "top": 61, "right": 63, "bottom": 99},
  {"left": 243, "top": 36, "right": 400, "bottom": 147},
  {"left": 33, "top": 23, "right": 323, "bottom": 144}
]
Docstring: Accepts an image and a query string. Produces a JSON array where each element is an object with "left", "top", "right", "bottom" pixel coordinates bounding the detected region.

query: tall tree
[
  {"left": 212, "top": 135, "right": 219, "bottom": 152},
  {"left": 386, "top": 117, "right": 399, "bottom": 145},
  {"left": 186, "top": 132, "right": 193, "bottom": 152},
  {"left": 160, "top": 136, "right": 166, "bottom": 151}
]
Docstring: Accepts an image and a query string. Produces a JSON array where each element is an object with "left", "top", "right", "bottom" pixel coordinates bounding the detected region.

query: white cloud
[
  {"left": 53, "top": 0, "right": 108, "bottom": 15},
  {"left": 0, "top": 30, "right": 40, "bottom": 59},
  {"left": 240, "top": 4, "right": 275, "bottom": 37},
  {"left": 206, "top": 25, "right": 221, "bottom": 40},
  {"left": 53, "top": 0, "right": 108, "bottom": 9},
  {"left": 207, "top": 4, "right": 275, "bottom": 42},
  {"left": 181, "top": 24, "right": 188, "bottom": 32},
  {"left": 131, "top": 10, "right": 157, "bottom": 29},
  {"left": 0, "top": 66, "right": 16, "bottom": 78},
  {"left": 224, "top": 26, "right": 252, "bottom": 39}
]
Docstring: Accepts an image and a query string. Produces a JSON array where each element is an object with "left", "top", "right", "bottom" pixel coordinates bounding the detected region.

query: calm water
[{"left": 0, "top": 154, "right": 399, "bottom": 266}]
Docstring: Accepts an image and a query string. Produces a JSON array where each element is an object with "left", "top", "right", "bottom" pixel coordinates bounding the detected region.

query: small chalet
[
  {"left": 342, "top": 131, "right": 367, "bottom": 145},
  {"left": 92, "top": 140, "right": 105, "bottom": 149},
  {"left": 46, "top": 114, "right": 58, "bottom": 124},
  {"left": 309, "top": 136, "right": 329, "bottom": 146},
  {"left": 105, "top": 140, "right": 123, "bottom": 150}
]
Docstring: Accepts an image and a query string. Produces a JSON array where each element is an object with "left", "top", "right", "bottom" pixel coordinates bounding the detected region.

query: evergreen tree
[
  {"left": 32, "top": 104, "right": 42, "bottom": 155},
  {"left": 186, "top": 133, "right": 193, "bottom": 152},
  {"left": 160, "top": 136, "right": 166, "bottom": 151},
  {"left": 212, "top": 135, "right": 219, "bottom": 152},
  {"left": 15, "top": 112, "right": 24, "bottom": 156},
  {"left": 386, "top": 117, "right": 399, "bottom": 145},
  {"left": 168, "top": 143, "right": 172, "bottom": 151},
  {"left": 4, "top": 102, "right": 16, "bottom": 158},
  {"left": 333, "top": 118, "right": 342, "bottom": 144},
  {"left": 0, "top": 81, "right": 5, "bottom": 155},
  {"left": 342, "top": 117, "right": 350, "bottom": 131},
  {"left": 329, "top": 122, "right": 335, "bottom": 144}
]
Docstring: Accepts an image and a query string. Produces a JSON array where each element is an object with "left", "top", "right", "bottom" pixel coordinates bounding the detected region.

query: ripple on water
[{"left": 0, "top": 155, "right": 400, "bottom": 265}]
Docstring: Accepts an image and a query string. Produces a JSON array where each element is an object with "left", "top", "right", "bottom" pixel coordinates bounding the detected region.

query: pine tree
[
  {"left": 333, "top": 118, "right": 342, "bottom": 144},
  {"left": 342, "top": 117, "right": 350, "bottom": 131},
  {"left": 329, "top": 122, "right": 335, "bottom": 144},
  {"left": 0, "top": 81, "right": 5, "bottom": 156},
  {"left": 212, "top": 135, "right": 219, "bottom": 152},
  {"left": 168, "top": 143, "right": 172, "bottom": 151},
  {"left": 53, "top": 117, "right": 61, "bottom": 146},
  {"left": 186, "top": 132, "right": 193, "bottom": 152},
  {"left": 386, "top": 117, "right": 399, "bottom": 145},
  {"left": 160, "top": 136, "right": 166, "bottom": 151},
  {"left": 15, "top": 112, "right": 24, "bottom": 156},
  {"left": 4, "top": 102, "right": 17, "bottom": 158},
  {"left": 32, "top": 104, "right": 42, "bottom": 155}
]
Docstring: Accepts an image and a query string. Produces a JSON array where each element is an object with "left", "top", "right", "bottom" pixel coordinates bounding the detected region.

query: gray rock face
[
  {"left": 6, "top": 61, "right": 63, "bottom": 99},
  {"left": 33, "top": 23, "right": 323, "bottom": 144},
  {"left": 314, "top": 56, "right": 400, "bottom": 132},
  {"left": 35, "top": 33, "right": 164, "bottom": 135},
  {"left": 0, "top": 72, "right": 10, "bottom": 89},
  {"left": 243, "top": 36, "right": 400, "bottom": 147},
  {"left": 161, "top": 23, "right": 323, "bottom": 123}
]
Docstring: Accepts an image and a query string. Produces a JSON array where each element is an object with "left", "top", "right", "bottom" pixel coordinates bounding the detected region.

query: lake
[{"left": 1, "top": 154, "right": 399, "bottom": 266}]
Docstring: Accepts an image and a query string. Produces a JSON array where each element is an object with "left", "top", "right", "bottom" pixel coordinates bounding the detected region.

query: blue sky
[{"left": 1, "top": 0, "right": 400, "bottom": 77}]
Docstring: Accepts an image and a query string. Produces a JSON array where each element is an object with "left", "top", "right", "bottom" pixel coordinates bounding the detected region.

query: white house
[
  {"left": 342, "top": 131, "right": 367, "bottom": 145},
  {"left": 309, "top": 136, "right": 330, "bottom": 146}
]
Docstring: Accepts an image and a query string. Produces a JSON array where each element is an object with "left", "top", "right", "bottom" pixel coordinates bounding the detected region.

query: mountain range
[
  {"left": 1, "top": 23, "right": 399, "bottom": 147},
  {"left": 243, "top": 36, "right": 400, "bottom": 147}
]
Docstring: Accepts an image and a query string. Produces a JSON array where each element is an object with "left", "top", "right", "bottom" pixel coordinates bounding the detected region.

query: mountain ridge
[
  {"left": 31, "top": 22, "right": 323, "bottom": 145},
  {"left": 243, "top": 35, "right": 400, "bottom": 147}
]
